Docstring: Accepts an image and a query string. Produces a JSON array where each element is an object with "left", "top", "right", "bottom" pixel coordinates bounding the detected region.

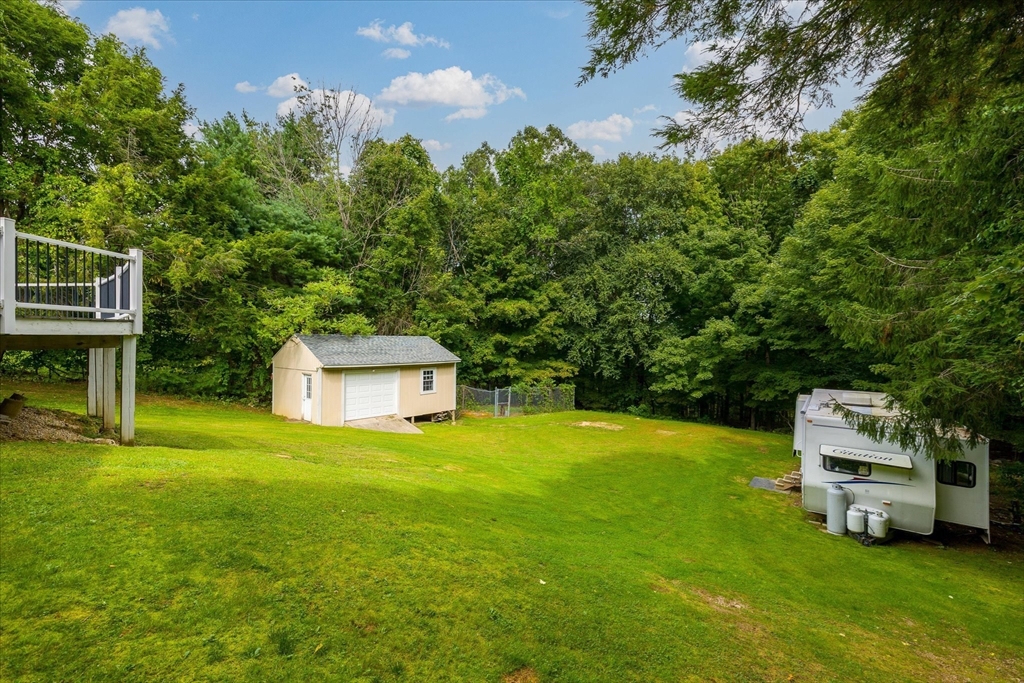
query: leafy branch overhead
[{"left": 580, "top": 0, "right": 1024, "bottom": 151}]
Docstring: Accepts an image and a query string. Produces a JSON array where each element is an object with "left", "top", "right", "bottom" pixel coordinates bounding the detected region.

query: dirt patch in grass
[
  {"left": 503, "top": 667, "right": 539, "bottom": 683},
  {"left": 0, "top": 406, "right": 114, "bottom": 445},
  {"left": 655, "top": 429, "right": 677, "bottom": 435},
  {"left": 692, "top": 587, "right": 748, "bottom": 611},
  {"left": 572, "top": 421, "right": 623, "bottom": 431},
  {"left": 650, "top": 577, "right": 748, "bottom": 611}
]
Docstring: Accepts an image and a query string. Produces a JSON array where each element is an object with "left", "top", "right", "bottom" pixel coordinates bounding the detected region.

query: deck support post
[
  {"left": 102, "top": 346, "right": 116, "bottom": 432},
  {"left": 87, "top": 348, "right": 100, "bottom": 417},
  {"left": 120, "top": 336, "right": 136, "bottom": 446},
  {"left": 0, "top": 217, "right": 16, "bottom": 336}
]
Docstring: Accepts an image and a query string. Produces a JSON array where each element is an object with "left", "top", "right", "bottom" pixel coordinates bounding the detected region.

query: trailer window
[
  {"left": 823, "top": 456, "right": 871, "bottom": 476},
  {"left": 937, "top": 461, "right": 976, "bottom": 488}
]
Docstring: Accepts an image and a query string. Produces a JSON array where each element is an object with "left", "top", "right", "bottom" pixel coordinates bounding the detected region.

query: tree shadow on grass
[{"left": 138, "top": 428, "right": 243, "bottom": 451}]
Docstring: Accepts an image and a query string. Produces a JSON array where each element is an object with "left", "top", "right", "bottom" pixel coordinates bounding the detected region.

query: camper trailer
[{"left": 794, "top": 389, "right": 989, "bottom": 543}]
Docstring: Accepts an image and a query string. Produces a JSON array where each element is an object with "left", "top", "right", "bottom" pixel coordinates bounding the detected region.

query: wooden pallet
[{"left": 775, "top": 470, "right": 802, "bottom": 491}]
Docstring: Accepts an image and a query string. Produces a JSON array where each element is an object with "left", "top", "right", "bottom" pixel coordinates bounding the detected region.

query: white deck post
[
  {"left": 0, "top": 217, "right": 16, "bottom": 335},
  {"left": 87, "top": 348, "right": 100, "bottom": 417},
  {"left": 120, "top": 336, "right": 137, "bottom": 445},
  {"left": 102, "top": 346, "right": 116, "bottom": 432},
  {"left": 129, "top": 248, "right": 143, "bottom": 335}
]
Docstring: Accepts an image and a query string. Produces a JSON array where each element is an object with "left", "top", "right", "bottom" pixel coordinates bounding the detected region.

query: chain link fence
[{"left": 457, "top": 385, "right": 575, "bottom": 418}]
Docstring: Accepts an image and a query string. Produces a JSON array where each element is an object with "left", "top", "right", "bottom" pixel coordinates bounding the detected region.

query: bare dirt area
[
  {"left": 0, "top": 406, "right": 116, "bottom": 445},
  {"left": 502, "top": 667, "right": 539, "bottom": 683},
  {"left": 571, "top": 421, "right": 623, "bottom": 431}
]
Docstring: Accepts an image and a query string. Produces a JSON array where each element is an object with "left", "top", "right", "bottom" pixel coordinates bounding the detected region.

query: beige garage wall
[
  {"left": 321, "top": 370, "right": 343, "bottom": 426},
  {"left": 398, "top": 363, "right": 456, "bottom": 418},
  {"left": 272, "top": 337, "right": 322, "bottom": 421}
]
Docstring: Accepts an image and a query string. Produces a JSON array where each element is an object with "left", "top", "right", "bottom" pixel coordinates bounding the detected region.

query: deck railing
[{"left": 0, "top": 217, "right": 143, "bottom": 335}]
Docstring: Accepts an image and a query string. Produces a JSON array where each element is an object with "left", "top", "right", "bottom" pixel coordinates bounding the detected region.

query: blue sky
[{"left": 63, "top": 0, "right": 861, "bottom": 169}]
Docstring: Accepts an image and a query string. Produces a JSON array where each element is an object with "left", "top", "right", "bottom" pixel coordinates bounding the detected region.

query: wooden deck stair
[{"left": 775, "top": 470, "right": 802, "bottom": 491}]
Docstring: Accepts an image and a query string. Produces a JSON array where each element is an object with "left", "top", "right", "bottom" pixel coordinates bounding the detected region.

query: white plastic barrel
[
  {"left": 847, "top": 506, "right": 867, "bottom": 534},
  {"left": 826, "top": 484, "right": 848, "bottom": 535},
  {"left": 867, "top": 510, "right": 890, "bottom": 538}
]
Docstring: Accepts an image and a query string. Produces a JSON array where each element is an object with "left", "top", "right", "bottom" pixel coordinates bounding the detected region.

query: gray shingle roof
[{"left": 297, "top": 335, "right": 460, "bottom": 367}]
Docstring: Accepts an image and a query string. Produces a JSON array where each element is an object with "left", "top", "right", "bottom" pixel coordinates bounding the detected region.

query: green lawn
[{"left": 1, "top": 382, "right": 1021, "bottom": 682}]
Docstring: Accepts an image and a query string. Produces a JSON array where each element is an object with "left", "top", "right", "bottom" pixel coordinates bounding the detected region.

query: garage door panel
[{"left": 345, "top": 371, "right": 398, "bottom": 420}]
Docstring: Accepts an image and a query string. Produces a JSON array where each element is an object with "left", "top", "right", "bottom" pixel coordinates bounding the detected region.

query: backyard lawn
[{"left": 1, "top": 382, "right": 1021, "bottom": 682}]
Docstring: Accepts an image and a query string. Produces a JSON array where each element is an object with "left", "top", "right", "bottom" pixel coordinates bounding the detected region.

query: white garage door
[{"left": 344, "top": 371, "right": 398, "bottom": 421}]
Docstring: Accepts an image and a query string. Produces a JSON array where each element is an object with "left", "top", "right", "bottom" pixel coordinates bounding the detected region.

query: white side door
[
  {"left": 301, "top": 373, "right": 312, "bottom": 421},
  {"left": 344, "top": 370, "right": 398, "bottom": 420}
]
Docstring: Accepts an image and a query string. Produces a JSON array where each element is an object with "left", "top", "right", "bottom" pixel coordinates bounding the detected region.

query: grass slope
[{"left": 1, "top": 382, "right": 1021, "bottom": 682}]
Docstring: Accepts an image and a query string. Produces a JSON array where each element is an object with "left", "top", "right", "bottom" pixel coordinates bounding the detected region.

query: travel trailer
[{"left": 794, "top": 389, "right": 989, "bottom": 543}]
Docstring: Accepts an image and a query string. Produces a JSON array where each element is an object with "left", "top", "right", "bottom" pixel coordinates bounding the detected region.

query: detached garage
[{"left": 272, "top": 335, "right": 460, "bottom": 426}]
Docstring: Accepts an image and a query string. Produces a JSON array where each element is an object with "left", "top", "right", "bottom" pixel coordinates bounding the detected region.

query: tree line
[{"left": 2, "top": 0, "right": 1021, "bottom": 456}]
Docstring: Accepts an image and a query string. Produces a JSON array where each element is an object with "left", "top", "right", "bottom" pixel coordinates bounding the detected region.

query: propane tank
[
  {"left": 868, "top": 510, "right": 890, "bottom": 539},
  {"left": 846, "top": 506, "right": 867, "bottom": 534},
  {"left": 826, "top": 484, "right": 848, "bottom": 535}
]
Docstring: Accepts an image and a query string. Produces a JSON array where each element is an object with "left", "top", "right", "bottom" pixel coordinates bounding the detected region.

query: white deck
[{"left": 0, "top": 217, "right": 143, "bottom": 444}]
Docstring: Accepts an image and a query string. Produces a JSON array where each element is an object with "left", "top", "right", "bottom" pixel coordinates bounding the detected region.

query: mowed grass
[{"left": 1, "top": 382, "right": 1021, "bottom": 682}]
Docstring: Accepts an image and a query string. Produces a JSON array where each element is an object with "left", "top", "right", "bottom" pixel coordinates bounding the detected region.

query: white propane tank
[
  {"left": 846, "top": 506, "right": 867, "bottom": 534},
  {"left": 868, "top": 510, "right": 890, "bottom": 539},
  {"left": 826, "top": 484, "right": 848, "bottom": 535}
]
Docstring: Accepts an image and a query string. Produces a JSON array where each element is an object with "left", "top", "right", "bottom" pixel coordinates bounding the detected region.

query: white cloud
[
  {"left": 105, "top": 7, "right": 171, "bottom": 49},
  {"left": 357, "top": 20, "right": 449, "bottom": 48},
  {"left": 379, "top": 67, "right": 524, "bottom": 121},
  {"left": 192, "top": 13, "right": 199, "bottom": 21},
  {"left": 183, "top": 121, "right": 203, "bottom": 140},
  {"left": 382, "top": 48, "right": 411, "bottom": 60},
  {"left": 422, "top": 139, "right": 452, "bottom": 152},
  {"left": 591, "top": 145, "right": 607, "bottom": 156},
  {"left": 276, "top": 89, "right": 395, "bottom": 128},
  {"left": 445, "top": 107, "right": 488, "bottom": 122},
  {"left": 782, "top": 1, "right": 809, "bottom": 21},
  {"left": 267, "top": 73, "right": 307, "bottom": 98},
  {"left": 235, "top": 81, "right": 260, "bottom": 94},
  {"left": 546, "top": 8, "right": 572, "bottom": 19},
  {"left": 56, "top": 0, "right": 83, "bottom": 12},
  {"left": 684, "top": 40, "right": 716, "bottom": 69},
  {"left": 633, "top": 104, "right": 657, "bottom": 114},
  {"left": 567, "top": 114, "right": 634, "bottom": 142}
]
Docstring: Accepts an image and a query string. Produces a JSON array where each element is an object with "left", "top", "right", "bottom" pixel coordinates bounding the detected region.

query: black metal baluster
[
  {"left": 59, "top": 245, "right": 65, "bottom": 314},
  {"left": 20, "top": 238, "right": 25, "bottom": 303}
]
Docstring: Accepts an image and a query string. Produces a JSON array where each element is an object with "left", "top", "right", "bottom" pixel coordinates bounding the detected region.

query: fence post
[{"left": 494, "top": 387, "right": 499, "bottom": 418}]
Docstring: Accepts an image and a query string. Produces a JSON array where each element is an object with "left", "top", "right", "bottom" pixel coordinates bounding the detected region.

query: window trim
[
  {"left": 823, "top": 455, "right": 871, "bottom": 477},
  {"left": 420, "top": 367, "right": 436, "bottom": 395},
  {"left": 937, "top": 460, "right": 977, "bottom": 489}
]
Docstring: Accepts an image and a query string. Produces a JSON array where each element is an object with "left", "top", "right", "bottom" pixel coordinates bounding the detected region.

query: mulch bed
[{"left": 0, "top": 406, "right": 116, "bottom": 445}]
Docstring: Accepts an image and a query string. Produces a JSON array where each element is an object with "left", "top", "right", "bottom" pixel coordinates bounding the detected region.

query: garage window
[
  {"left": 937, "top": 461, "right": 976, "bottom": 488},
  {"left": 421, "top": 368, "right": 436, "bottom": 394}
]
